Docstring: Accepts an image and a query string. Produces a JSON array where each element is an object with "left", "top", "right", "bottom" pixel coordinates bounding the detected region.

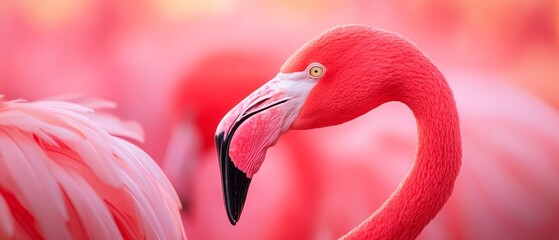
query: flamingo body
[{"left": 0, "top": 96, "right": 186, "bottom": 240}]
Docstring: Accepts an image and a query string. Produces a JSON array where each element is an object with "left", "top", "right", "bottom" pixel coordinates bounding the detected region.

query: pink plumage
[{"left": 0, "top": 95, "right": 186, "bottom": 240}]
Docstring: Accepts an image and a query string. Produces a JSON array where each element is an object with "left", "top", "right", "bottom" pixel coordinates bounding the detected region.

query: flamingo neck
[{"left": 342, "top": 67, "right": 462, "bottom": 239}]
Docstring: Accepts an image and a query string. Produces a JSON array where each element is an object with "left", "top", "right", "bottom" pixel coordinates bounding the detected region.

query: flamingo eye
[{"left": 308, "top": 64, "right": 325, "bottom": 79}]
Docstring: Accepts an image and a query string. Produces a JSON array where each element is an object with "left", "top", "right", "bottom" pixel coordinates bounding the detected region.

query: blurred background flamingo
[
  {"left": 0, "top": 0, "right": 557, "bottom": 239},
  {"left": 0, "top": 95, "right": 185, "bottom": 239}
]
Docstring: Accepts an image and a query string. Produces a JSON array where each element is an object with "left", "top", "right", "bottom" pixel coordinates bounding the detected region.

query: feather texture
[{"left": 0, "top": 95, "right": 186, "bottom": 240}]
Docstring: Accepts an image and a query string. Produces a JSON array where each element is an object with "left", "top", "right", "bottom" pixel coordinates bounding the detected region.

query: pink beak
[{"left": 215, "top": 78, "right": 293, "bottom": 225}]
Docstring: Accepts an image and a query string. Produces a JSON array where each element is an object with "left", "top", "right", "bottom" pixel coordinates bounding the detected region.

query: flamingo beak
[
  {"left": 215, "top": 72, "right": 316, "bottom": 225},
  {"left": 214, "top": 97, "right": 289, "bottom": 225}
]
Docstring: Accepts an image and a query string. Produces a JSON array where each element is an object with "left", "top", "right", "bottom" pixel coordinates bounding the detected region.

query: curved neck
[{"left": 342, "top": 67, "right": 462, "bottom": 239}]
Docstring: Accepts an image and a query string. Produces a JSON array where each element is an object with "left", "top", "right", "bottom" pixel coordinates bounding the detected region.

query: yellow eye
[{"left": 308, "top": 65, "right": 324, "bottom": 78}]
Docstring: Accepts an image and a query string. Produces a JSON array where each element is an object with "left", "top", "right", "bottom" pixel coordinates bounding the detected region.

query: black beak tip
[
  {"left": 227, "top": 211, "right": 239, "bottom": 226},
  {"left": 215, "top": 131, "right": 252, "bottom": 226}
]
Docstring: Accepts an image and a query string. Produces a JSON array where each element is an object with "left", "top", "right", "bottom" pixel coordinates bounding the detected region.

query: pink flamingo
[
  {"left": 216, "top": 24, "right": 462, "bottom": 239},
  {"left": 169, "top": 26, "right": 559, "bottom": 239},
  {"left": 0, "top": 95, "right": 186, "bottom": 239}
]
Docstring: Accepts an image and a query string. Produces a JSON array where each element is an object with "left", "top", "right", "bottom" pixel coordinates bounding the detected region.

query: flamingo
[
  {"left": 168, "top": 26, "right": 559, "bottom": 239},
  {"left": 0, "top": 95, "right": 186, "bottom": 239},
  {"left": 215, "top": 24, "right": 462, "bottom": 239}
]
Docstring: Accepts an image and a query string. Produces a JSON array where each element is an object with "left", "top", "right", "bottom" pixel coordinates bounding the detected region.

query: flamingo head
[{"left": 216, "top": 24, "right": 420, "bottom": 224}]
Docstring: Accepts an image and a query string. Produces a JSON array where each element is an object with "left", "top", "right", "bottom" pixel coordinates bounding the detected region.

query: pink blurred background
[
  {"left": 1, "top": 0, "right": 558, "bottom": 239},
  {"left": 1, "top": 0, "right": 557, "bottom": 160}
]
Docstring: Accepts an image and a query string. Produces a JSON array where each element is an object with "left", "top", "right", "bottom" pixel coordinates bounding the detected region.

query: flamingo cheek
[{"left": 229, "top": 108, "right": 284, "bottom": 178}]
